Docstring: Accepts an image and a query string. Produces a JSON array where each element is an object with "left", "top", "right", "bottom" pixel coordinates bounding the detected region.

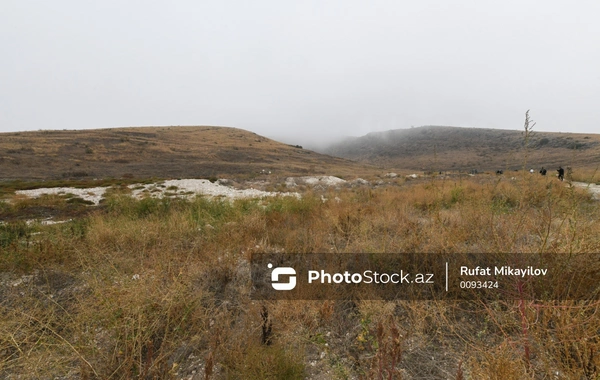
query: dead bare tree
[{"left": 522, "top": 110, "right": 536, "bottom": 174}]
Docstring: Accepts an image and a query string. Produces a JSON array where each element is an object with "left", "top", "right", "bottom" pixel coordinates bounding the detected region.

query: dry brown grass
[
  {"left": 323, "top": 125, "right": 600, "bottom": 174},
  {"left": 0, "top": 126, "right": 377, "bottom": 182},
  {"left": 1, "top": 174, "right": 600, "bottom": 378}
]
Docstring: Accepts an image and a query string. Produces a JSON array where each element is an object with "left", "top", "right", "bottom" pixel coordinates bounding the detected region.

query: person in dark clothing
[
  {"left": 539, "top": 167, "right": 547, "bottom": 176},
  {"left": 557, "top": 166, "right": 564, "bottom": 181}
]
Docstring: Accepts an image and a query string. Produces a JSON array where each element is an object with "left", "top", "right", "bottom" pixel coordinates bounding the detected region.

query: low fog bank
[
  {"left": 266, "top": 125, "right": 479, "bottom": 153},
  {"left": 264, "top": 131, "right": 361, "bottom": 152}
]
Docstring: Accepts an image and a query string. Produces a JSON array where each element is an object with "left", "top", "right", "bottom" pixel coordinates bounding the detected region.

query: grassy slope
[
  {"left": 2, "top": 175, "right": 600, "bottom": 379},
  {"left": 2, "top": 125, "right": 600, "bottom": 378},
  {"left": 0, "top": 126, "right": 376, "bottom": 181},
  {"left": 322, "top": 126, "right": 600, "bottom": 173}
]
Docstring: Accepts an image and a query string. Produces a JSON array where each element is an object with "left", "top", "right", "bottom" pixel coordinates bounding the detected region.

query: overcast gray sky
[{"left": 2, "top": 0, "right": 599, "bottom": 146}]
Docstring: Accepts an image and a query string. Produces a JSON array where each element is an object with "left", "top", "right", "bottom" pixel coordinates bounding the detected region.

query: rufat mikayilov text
[
  {"left": 460, "top": 266, "right": 548, "bottom": 277},
  {"left": 308, "top": 270, "right": 434, "bottom": 284}
]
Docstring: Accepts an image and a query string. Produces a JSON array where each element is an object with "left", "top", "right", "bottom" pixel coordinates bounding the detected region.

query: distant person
[
  {"left": 539, "top": 167, "right": 547, "bottom": 176},
  {"left": 557, "top": 166, "right": 564, "bottom": 181}
]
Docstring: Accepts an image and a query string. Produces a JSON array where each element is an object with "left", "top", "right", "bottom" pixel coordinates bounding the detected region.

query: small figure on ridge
[{"left": 557, "top": 166, "right": 564, "bottom": 181}]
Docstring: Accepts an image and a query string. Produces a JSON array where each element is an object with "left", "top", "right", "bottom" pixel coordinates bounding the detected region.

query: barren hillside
[
  {"left": 0, "top": 126, "right": 376, "bottom": 181},
  {"left": 321, "top": 126, "right": 600, "bottom": 172}
]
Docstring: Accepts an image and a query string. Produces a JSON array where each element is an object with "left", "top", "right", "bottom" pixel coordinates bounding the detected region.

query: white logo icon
[{"left": 269, "top": 263, "right": 297, "bottom": 290}]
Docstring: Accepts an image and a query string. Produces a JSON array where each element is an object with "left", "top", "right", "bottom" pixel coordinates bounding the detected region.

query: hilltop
[
  {"left": 0, "top": 126, "right": 376, "bottom": 181},
  {"left": 321, "top": 126, "right": 600, "bottom": 172}
]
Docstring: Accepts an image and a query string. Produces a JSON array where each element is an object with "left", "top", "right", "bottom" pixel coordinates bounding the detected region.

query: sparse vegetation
[
  {"left": 2, "top": 174, "right": 600, "bottom": 378},
  {"left": 0, "top": 178, "right": 160, "bottom": 199},
  {"left": 322, "top": 125, "right": 600, "bottom": 173},
  {"left": 2, "top": 124, "right": 600, "bottom": 378},
  {"left": 0, "top": 127, "right": 376, "bottom": 181}
]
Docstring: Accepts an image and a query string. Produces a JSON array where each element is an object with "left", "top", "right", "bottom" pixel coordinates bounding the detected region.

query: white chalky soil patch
[
  {"left": 571, "top": 181, "right": 600, "bottom": 200},
  {"left": 285, "top": 176, "right": 346, "bottom": 187},
  {"left": 14, "top": 179, "right": 300, "bottom": 206},
  {"left": 129, "top": 179, "right": 299, "bottom": 200},
  {"left": 15, "top": 187, "right": 108, "bottom": 205}
]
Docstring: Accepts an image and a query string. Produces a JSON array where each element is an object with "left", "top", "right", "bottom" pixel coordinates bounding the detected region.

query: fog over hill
[{"left": 318, "top": 126, "right": 600, "bottom": 172}]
